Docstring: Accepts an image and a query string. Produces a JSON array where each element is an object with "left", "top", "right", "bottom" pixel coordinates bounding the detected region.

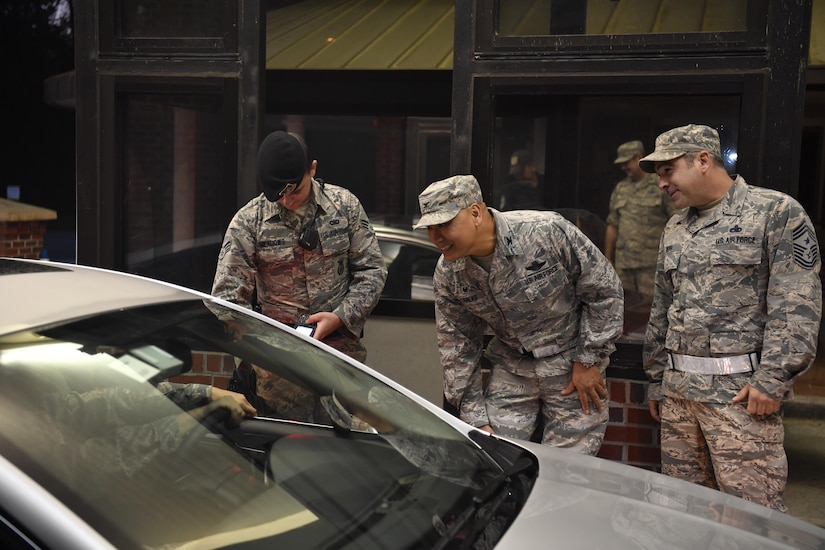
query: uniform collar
[
  {"left": 262, "top": 178, "right": 328, "bottom": 223},
  {"left": 490, "top": 209, "right": 524, "bottom": 257},
  {"left": 683, "top": 175, "right": 747, "bottom": 231}
]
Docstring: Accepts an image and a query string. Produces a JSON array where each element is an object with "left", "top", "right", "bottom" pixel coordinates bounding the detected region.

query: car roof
[
  {"left": 0, "top": 258, "right": 199, "bottom": 336},
  {"left": 373, "top": 224, "right": 436, "bottom": 250}
]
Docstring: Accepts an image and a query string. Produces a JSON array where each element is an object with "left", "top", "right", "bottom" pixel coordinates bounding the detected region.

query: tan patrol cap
[{"left": 614, "top": 140, "right": 644, "bottom": 164}]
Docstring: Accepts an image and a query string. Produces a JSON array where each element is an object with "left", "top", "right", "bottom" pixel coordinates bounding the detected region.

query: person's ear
[
  {"left": 697, "top": 151, "right": 712, "bottom": 172},
  {"left": 470, "top": 204, "right": 483, "bottom": 226},
  {"left": 309, "top": 159, "right": 318, "bottom": 177}
]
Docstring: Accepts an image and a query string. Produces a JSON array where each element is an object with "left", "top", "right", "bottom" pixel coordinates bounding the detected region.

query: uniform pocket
[
  {"left": 708, "top": 244, "right": 762, "bottom": 303},
  {"left": 709, "top": 244, "right": 762, "bottom": 267},
  {"left": 258, "top": 242, "right": 295, "bottom": 264}
]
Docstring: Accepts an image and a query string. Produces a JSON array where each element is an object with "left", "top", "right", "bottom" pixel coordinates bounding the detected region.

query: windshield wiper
[{"left": 433, "top": 456, "right": 534, "bottom": 550}]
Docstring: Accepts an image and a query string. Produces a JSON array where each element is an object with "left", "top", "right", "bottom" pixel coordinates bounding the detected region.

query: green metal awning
[
  {"left": 263, "top": 0, "right": 825, "bottom": 71},
  {"left": 264, "top": 0, "right": 455, "bottom": 70},
  {"left": 811, "top": 0, "right": 825, "bottom": 67}
]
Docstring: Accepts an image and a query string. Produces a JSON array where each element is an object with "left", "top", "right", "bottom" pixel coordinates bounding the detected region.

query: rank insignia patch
[{"left": 793, "top": 223, "right": 819, "bottom": 269}]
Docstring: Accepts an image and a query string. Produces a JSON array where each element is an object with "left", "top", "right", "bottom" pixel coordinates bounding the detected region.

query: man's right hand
[
  {"left": 305, "top": 311, "right": 343, "bottom": 340},
  {"left": 212, "top": 387, "right": 257, "bottom": 419},
  {"left": 648, "top": 399, "right": 662, "bottom": 423}
]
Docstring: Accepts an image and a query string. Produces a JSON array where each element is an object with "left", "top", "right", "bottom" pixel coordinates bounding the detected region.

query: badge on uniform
[{"left": 792, "top": 222, "right": 819, "bottom": 269}]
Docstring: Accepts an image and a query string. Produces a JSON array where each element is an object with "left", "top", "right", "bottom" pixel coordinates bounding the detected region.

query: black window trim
[
  {"left": 99, "top": 1, "right": 239, "bottom": 54},
  {"left": 474, "top": 0, "right": 769, "bottom": 56}
]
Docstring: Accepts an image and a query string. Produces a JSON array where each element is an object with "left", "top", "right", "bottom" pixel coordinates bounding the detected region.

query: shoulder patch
[{"left": 792, "top": 223, "right": 819, "bottom": 269}]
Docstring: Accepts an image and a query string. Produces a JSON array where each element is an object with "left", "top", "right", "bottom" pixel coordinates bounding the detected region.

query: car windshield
[{"left": 0, "top": 297, "right": 535, "bottom": 549}]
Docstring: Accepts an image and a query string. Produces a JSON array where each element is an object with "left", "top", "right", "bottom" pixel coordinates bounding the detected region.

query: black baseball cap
[{"left": 257, "top": 131, "right": 309, "bottom": 201}]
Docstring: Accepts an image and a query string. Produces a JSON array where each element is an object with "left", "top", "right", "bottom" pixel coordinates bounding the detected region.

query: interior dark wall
[
  {"left": 308, "top": 124, "right": 379, "bottom": 213},
  {"left": 1, "top": 1, "right": 76, "bottom": 232}
]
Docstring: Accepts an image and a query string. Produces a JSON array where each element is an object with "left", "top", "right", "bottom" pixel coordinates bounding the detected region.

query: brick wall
[
  {"left": 170, "top": 351, "right": 235, "bottom": 389},
  {"left": 0, "top": 221, "right": 50, "bottom": 259},
  {"left": 373, "top": 117, "right": 404, "bottom": 213},
  {"left": 0, "top": 198, "right": 57, "bottom": 259},
  {"left": 599, "top": 377, "right": 661, "bottom": 471}
]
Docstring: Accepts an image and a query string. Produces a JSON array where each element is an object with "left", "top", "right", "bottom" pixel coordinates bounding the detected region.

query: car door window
[{"left": 379, "top": 241, "right": 440, "bottom": 301}]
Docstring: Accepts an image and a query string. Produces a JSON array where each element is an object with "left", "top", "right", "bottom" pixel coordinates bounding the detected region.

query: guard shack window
[
  {"left": 497, "top": 0, "right": 749, "bottom": 37},
  {"left": 100, "top": 0, "right": 238, "bottom": 52},
  {"left": 453, "top": 0, "right": 809, "bottom": 361},
  {"left": 118, "top": 82, "right": 238, "bottom": 292},
  {"left": 490, "top": 93, "right": 742, "bottom": 342}
]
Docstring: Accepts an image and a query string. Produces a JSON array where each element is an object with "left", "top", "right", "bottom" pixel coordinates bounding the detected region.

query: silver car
[
  {"left": 363, "top": 224, "right": 444, "bottom": 404},
  {"left": 1, "top": 257, "right": 824, "bottom": 549}
]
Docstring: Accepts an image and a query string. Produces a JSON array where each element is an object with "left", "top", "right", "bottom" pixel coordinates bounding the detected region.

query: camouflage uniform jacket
[
  {"left": 643, "top": 176, "right": 822, "bottom": 403},
  {"left": 434, "top": 209, "right": 624, "bottom": 425},
  {"left": 212, "top": 179, "right": 387, "bottom": 338},
  {"left": 606, "top": 173, "right": 675, "bottom": 269},
  {"left": 47, "top": 382, "right": 212, "bottom": 479}
]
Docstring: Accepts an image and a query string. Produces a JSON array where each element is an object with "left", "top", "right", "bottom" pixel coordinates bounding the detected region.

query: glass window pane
[
  {"left": 492, "top": 94, "right": 741, "bottom": 341},
  {"left": 263, "top": 114, "right": 450, "bottom": 220},
  {"left": 0, "top": 297, "right": 509, "bottom": 548},
  {"left": 116, "top": 0, "right": 224, "bottom": 38},
  {"left": 121, "top": 91, "right": 236, "bottom": 292},
  {"left": 498, "top": 0, "right": 748, "bottom": 37},
  {"left": 379, "top": 240, "right": 440, "bottom": 301}
]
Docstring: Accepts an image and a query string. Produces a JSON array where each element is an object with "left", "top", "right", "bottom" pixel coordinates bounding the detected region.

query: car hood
[{"left": 494, "top": 439, "right": 825, "bottom": 550}]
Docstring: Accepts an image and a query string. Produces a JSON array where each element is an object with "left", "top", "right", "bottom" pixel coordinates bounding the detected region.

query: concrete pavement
[
  {"left": 784, "top": 363, "right": 825, "bottom": 529},
  {"left": 784, "top": 397, "right": 825, "bottom": 529}
]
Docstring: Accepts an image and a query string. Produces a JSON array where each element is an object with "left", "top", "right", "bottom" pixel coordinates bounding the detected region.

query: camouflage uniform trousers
[
  {"left": 615, "top": 266, "right": 656, "bottom": 303},
  {"left": 484, "top": 357, "right": 609, "bottom": 455},
  {"left": 661, "top": 396, "right": 787, "bottom": 512}
]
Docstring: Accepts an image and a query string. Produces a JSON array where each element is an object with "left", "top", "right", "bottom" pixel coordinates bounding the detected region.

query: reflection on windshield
[{"left": 0, "top": 297, "right": 536, "bottom": 549}]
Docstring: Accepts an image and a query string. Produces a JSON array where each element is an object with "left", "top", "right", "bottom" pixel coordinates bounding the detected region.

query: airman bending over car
[{"left": 415, "top": 175, "right": 624, "bottom": 455}]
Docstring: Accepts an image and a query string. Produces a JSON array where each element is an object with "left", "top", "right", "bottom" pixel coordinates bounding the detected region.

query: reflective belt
[
  {"left": 668, "top": 352, "right": 758, "bottom": 375},
  {"left": 522, "top": 342, "right": 574, "bottom": 359}
]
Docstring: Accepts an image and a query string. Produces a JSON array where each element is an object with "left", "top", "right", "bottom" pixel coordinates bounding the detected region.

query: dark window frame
[
  {"left": 99, "top": 1, "right": 239, "bottom": 54},
  {"left": 451, "top": 0, "right": 811, "bottom": 373},
  {"left": 466, "top": 72, "right": 765, "bottom": 201},
  {"left": 475, "top": 0, "right": 768, "bottom": 57},
  {"left": 86, "top": 76, "right": 240, "bottom": 271}
]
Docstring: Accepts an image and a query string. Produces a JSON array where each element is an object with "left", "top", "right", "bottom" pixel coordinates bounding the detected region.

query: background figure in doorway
[
  {"left": 496, "top": 149, "right": 546, "bottom": 211},
  {"left": 605, "top": 140, "right": 675, "bottom": 304}
]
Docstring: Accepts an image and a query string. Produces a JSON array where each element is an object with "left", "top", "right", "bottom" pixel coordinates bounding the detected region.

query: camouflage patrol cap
[
  {"left": 639, "top": 124, "right": 721, "bottom": 173},
  {"left": 413, "top": 175, "right": 484, "bottom": 230},
  {"left": 613, "top": 140, "right": 644, "bottom": 164}
]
